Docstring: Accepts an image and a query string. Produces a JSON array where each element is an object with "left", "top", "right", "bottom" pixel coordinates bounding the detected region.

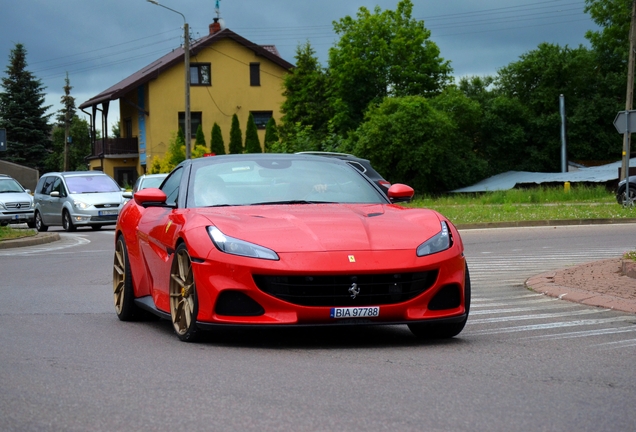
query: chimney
[{"left": 209, "top": 18, "right": 221, "bottom": 35}]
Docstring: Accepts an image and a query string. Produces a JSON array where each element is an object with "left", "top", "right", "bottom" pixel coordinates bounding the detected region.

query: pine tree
[
  {"left": 56, "top": 73, "right": 76, "bottom": 171},
  {"left": 264, "top": 117, "right": 279, "bottom": 153},
  {"left": 244, "top": 113, "right": 262, "bottom": 153},
  {"left": 0, "top": 43, "right": 52, "bottom": 169},
  {"left": 193, "top": 123, "right": 207, "bottom": 157},
  {"left": 228, "top": 114, "right": 243, "bottom": 154},
  {"left": 211, "top": 122, "right": 225, "bottom": 155}
]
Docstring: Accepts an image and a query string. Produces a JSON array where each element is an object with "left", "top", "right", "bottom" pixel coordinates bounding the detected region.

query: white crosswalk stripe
[{"left": 464, "top": 244, "right": 636, "bottom": 349}]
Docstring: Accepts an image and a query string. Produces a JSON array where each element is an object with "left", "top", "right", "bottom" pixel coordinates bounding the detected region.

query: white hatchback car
[
  {"left": 33, "top": 171, "right": 126, "bottom": 231},
  {"left": 0, "top": 174, "right": 35, "bottom": 228}
]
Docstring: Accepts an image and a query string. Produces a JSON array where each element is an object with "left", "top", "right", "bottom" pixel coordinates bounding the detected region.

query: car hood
[
  {"left": 70, "top": 192, "right": 124, "bottom": 206},
  {"left": 194, "top": 204, "right": 444, "bottom": 253},
  {"left": 0, "top": 192, "right": 33, "bottom": 203}
]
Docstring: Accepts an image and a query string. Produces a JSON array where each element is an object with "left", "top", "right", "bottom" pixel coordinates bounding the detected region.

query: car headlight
[
  {"left": 73, "top": 200, "right": 89, "bottom": 210},
  {"left": 207, "top": 226, "right": 279, "bottom": 260},
  {"left": 417, "top": 221, "right": 452, "bottom": 256},
  {"left": 0, "top": 202, "right": 6, "bottom": 210}
]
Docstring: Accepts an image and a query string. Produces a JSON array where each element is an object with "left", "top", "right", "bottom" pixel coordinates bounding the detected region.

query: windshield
[
  {"left": 0, "top": 179, "right": 25, "bottom": 193},
  {"left": 65, "top": 175, "right": 120, "bottom": 193},
  {"left": 141, "top": 176, "right": 166, "bottom": 190},
  {"left": 188, "top": 157, "right": 386, "bottom": 207}
]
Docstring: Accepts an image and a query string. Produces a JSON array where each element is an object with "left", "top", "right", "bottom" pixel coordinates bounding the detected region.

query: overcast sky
[{"left": 0, "top": 0, "right": 597, "bottom": 128}]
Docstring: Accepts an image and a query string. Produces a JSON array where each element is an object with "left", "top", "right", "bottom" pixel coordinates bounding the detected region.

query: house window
[
  {"left": 250, "top": 63, "right": 260, "bottom": 86},
  {"left": 178, "top": 112, "right": 202, "bottom": 139},
  {"left": 250, "top": 111, "right": 272, "bottom": 129},
  {"left": 190, "top": 63, "right": 211, "bottom": 85}
]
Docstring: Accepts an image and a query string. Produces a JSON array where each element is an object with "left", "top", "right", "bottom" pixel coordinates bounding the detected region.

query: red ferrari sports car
[{"left": 113, "top": 154, "right": 470, "bottom": 342}]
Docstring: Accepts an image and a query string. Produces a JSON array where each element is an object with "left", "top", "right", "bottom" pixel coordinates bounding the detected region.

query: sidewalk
[{"left": 525, "top": 258, "right": 636, "bottom": 314}]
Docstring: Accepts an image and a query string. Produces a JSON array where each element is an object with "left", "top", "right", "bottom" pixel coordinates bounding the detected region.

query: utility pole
[
  {"left": 184, "top": 22, "right": 191, "bottom": 160},
  {"left": 147, "top": 0, "right": 191, "bottom": 159},
  {"left": 621, "top": 0, "right": 636, "bottom": 184}
]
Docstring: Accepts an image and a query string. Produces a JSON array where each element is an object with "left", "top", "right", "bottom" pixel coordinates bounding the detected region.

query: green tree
[
  {"left": 429, "top": 87, "right": 488, "bottom": 189},
  {"left": 263, "top": 117, "right": 279, "bottom": 153},
  {"left": 0, "top": 43, "right": 51, "bottom": 169},
  {"left": 210, "top": 122, "right": 225, "bottom": 155},
  {"left": 280, "top": 42, "right": 331, "bottom": 140},
  {"left": 229, "top": 114, "right": 243, "bottom": 154},
  {"left": 244, "top": 112, "right": 262, "bottom": 153},
  {"left": 148, "top": 131, "right": 185, "bottom": 173},
  {"left": 585, "top": 0, "right": 632, "bottom": 71},
  {"left": 496, "top": 43, "right": 620, "bottom": 171},
  {"left": 194, "top": 123, "right": 206, "bottom": 148},
  {"left": 46, "top": 116, "right": 91, "bottom": 172},
  {"left": 352, "top": 96, "right": 457, "bottom": 194},
  {"left": 111, "top": 120, "right": 121, "bottom": 138},
  {"left": 328, "top": 0, "right": 452, "bottom": 133}
]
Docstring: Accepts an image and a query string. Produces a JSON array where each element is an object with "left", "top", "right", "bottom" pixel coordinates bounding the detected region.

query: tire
[
  {"left": 169, "top": 243, "right": 200, "bottom": 342},
  {"left": 34, "top": 211, "right": 48, "bottom": 232},
  {"left": 616, "top": 183, "right": 635, "bottom": 205},
  {"left": 408, "top": 264, "right": 471, "bottom": 339},
  {"left": 113, "top": 235, "right": 140, "bottom": 321},
  {"left": 27, "top": 220, "right": 36, "bottom": 229},
  {"left": 62, "top": 210, "right": 76, "bottom": 232}
]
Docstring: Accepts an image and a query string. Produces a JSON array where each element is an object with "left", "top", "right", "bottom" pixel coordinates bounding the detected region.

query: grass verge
[
  {"left": 407, "top": 185, "right": 634, "bottom": 225},
  {"left": 0, "top": 225, "right": 37, "bottom": 241}
]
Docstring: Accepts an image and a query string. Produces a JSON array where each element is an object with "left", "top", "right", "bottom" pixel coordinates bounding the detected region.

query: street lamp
[{"left": 147, "top": 0, "right": 191, "bottom": 159}]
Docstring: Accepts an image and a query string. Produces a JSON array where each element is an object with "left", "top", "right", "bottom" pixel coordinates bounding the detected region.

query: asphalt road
[{"left": 0, "top": 224, "right": 634, "bottom": 431}]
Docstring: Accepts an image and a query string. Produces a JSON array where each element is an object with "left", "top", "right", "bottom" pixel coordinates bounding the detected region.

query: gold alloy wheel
[
  {"left": 113, "top": 238, "right": 127, "bottom": 315},
  {"left": 169, "top": 247, "right": 197, "bottom": 338}
]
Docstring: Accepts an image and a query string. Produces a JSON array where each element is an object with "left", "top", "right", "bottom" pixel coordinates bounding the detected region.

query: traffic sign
[{"left": 613, "top": 110, "right": 636, "bottom": 134}]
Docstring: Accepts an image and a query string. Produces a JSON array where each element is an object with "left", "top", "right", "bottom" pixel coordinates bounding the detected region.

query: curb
[
  {"left": 0, "top": 232, "right": 61, "bottom": 249},
  {"left": 456, "top": 218, "right": 636, "bottom": 230},
  {"left": 525, "top": 260, "right": 636, "bottom": 315}
]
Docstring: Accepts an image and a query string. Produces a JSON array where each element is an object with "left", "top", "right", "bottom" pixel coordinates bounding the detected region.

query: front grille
[
  {"left": 94, "top": 203, "right": 120, "bottom": 209},
  {"left": 5, "top": 202, "right": 31, "bottom": 209},
  {"left": 90, "top": 215, "right": 118, "bottom": 222},
  {"left": 254, "top": 271, "right": 438, "bottom": 307}
]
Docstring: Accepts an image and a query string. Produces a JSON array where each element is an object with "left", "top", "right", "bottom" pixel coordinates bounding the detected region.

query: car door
[
  {"left": 45, "top": 177, "right": 67, "bottom": 225},
  {"left": 136, "top": 167, "right": 186, "bottom": 313},
  {"left": 38, "top": 176, "right": 57, "bottom": 225}
]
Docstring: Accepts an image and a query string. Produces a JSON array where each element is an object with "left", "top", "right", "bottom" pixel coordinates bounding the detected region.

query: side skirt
[{"left": 134, "top": 296, "right": 171, "bottom": 320}]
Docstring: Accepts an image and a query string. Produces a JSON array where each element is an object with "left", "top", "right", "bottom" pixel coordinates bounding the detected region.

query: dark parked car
[
  {"left": 296, "top": 152, "right": 391, "bottom": 194},
  {"left": 616, "top": 175, "right": 635, "bottom": 205}
]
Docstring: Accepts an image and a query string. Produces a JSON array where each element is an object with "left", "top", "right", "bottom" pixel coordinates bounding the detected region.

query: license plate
[
  {"left": 99, "top": 210, "right": 119, "bottom": 216},
  {"left": 13, "top": 214, "right": 27, "bottom": 220},
  {"left": 330, "top": 306, "right": 380, "bottom": 319}
]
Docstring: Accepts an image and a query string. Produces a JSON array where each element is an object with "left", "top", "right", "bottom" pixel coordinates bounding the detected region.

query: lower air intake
[{"left": 215, "top": 290, "right": 265, "bottom": 316}]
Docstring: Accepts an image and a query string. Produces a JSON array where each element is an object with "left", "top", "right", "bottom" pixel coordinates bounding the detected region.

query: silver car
[
  {"left": 33, "top": 171, "right": 126, "bottom": 231},
  {"left": 0, "top": 174, "right": 35, "bottom": 228},
  {"left": 132, "top": 173, "right": 168, "bottom": 193}
]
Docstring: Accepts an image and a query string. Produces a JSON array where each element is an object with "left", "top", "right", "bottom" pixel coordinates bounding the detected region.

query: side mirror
[
  {"left": 387, "top": 183, "right": 414, "bottom": 203},
  {"left": 122, "top": 191, "right": 133, "bottom": 200},
  {"left": 133, "top": 188, "right": 170, "bottom": 208},
  {"left": 50, "top": 191, "right": 60, "bottom": 198}
]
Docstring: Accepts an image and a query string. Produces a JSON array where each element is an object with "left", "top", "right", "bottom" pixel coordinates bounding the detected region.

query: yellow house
[{"left": 79, "top": 21, "right": 293, "bottom": 187}]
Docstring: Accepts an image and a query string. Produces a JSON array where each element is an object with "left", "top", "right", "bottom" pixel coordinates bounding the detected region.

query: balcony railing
[{"left": 93, "top": 137, "right": 138, "bottom": 157}]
